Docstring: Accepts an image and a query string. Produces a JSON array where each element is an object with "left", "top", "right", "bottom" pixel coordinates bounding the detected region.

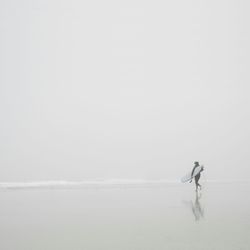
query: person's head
[{"left": 194, "top": 161, "right": 199, "bottom": 166}]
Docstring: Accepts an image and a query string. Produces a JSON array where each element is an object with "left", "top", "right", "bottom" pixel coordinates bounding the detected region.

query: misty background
[{"left": 0, "top": 0, "right": 250, "bottom": 182}]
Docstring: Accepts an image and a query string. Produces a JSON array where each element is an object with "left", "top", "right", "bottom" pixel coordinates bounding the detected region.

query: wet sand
[{"left": 0, "top": 181, "right": 250, "bottom": 250}]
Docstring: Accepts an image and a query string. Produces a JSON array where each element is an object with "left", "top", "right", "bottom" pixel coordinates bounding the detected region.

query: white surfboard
[{"left": 181, "top": 166, "right": 204, "bottom": 183}]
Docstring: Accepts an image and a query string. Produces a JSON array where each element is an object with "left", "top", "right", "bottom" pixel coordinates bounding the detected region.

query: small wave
[{"left": 0, "top": 179, "right": 180, "bottom": 190}]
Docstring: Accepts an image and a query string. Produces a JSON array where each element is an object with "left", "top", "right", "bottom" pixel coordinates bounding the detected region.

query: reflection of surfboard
[{"left": 181, "top": 166, "right": 204, "bottom": 183}]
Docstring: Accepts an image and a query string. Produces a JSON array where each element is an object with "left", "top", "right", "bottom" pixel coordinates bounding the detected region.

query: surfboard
[{"left": 181, "top": 166, "right": 204, "bottom": 183}]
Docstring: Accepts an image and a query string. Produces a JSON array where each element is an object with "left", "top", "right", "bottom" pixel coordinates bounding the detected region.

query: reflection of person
[
  {"left": 189, "top": 161, "right": 204, "bottom": 191},
  {"left": 191, "top": 192, "right": 204, "bottom": 221},
  {"left": 182, "top": 191, "right": 205, "bottom": 221}
]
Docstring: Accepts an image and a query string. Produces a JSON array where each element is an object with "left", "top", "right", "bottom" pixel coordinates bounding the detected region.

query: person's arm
[
  {"left": 191, "top": 166, "right": 196, "bottom": 177},
  {"left": 189, "top": 166, "right": 197, "bottom": 183}
]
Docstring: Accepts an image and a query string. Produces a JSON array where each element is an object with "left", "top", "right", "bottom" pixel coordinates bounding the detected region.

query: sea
[{"left": 0, "top": 180, "right": 249, "bottom": 250}]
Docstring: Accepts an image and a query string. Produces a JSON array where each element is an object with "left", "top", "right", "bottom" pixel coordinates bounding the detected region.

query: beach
[{"left": 0, "top": 181, "right": 250, "bottom": 250}]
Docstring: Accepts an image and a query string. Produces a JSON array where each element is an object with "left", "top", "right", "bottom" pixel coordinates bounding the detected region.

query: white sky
[{"left": 0, "top": 0, "right": 250, "bottom": 181}]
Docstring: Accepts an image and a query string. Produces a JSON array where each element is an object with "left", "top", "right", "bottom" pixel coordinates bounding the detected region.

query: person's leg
[
  {"left": 195, "top": 175, "right": 201, "bottom": 190},
  {"left": 196, "top": 178, "right": 201, "bottom": 190},
  {"left": 195, "top": 179, "right": 198, "bottom": 191},
  {"left": 197, "top": 183, "right": 201, "bottom": 190}
]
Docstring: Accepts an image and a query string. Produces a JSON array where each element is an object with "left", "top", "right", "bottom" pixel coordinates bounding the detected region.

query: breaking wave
[{"left": 0, "top": 179, "right": 180, "bottom": 190}]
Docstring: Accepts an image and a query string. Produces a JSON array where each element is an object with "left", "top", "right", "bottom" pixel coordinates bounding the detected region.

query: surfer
[{"left": 190, "top": 161, "right": 203, "bottom": 191}]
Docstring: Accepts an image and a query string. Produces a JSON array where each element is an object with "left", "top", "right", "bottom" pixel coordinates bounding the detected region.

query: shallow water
[{"left": 0, "top": 182, "right": 249, "bottom": 250}]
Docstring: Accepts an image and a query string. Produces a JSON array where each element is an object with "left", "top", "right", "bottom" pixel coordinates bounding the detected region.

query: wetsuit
[
  {"left": 194, "top": 172, "right": 201, "bottom": 187},
  {"left": 191, "top": 165, "right": 202, "bottom": 190}
]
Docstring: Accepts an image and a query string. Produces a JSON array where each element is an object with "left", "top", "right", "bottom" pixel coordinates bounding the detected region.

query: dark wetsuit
[
  {"left": 195, "top": 172, "right": 201, "bottom": 186},
  {"left": 191, "top": 165, "right": 202, "bottom": 190}
]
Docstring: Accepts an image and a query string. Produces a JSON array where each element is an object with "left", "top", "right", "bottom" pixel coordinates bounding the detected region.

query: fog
[{"left": 0, "top": 0, "right": 250, "bottom": 182}]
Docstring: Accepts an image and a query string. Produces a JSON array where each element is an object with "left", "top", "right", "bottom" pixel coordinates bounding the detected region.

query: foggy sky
[{"left": 1, "top": 0, "right": 250, "bottom": 182}]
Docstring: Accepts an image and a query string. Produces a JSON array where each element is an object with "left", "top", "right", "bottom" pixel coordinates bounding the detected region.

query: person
[{"left": 189, "top": 161, "right": 203, "bottom": 191}]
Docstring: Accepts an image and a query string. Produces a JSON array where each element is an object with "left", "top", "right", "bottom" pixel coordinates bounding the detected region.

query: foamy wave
[{"left": 0, "top": 179, "right": 179, "bottom": 190}]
